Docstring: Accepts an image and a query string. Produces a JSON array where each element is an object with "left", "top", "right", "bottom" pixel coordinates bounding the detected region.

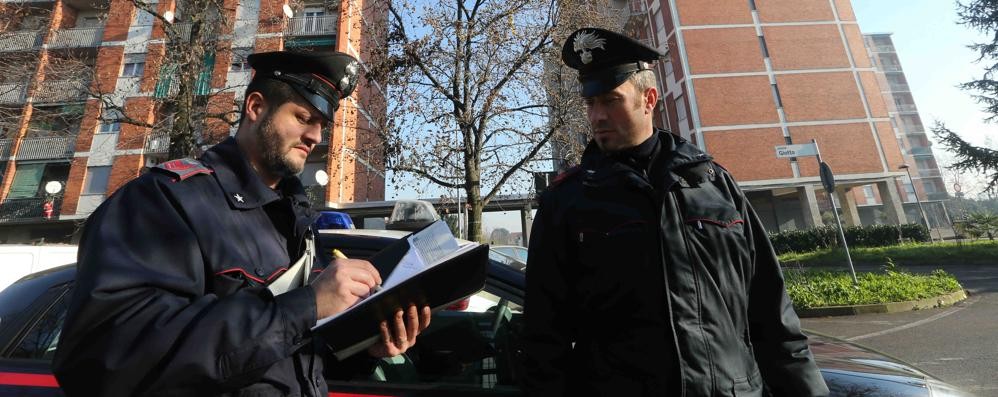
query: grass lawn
[
  {"left": 778, "top": 239, "right": 998, "bottom": 267},
  {"left": 783, "top": 267, "right": 963, "bottom": 309}
]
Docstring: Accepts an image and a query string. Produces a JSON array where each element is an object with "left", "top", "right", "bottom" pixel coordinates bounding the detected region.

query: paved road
[{"left": 801, "top": 264, "right": 998, "bottom": 397}]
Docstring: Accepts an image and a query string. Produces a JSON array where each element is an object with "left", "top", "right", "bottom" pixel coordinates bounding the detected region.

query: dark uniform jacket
[
  {"left": 53, "top": 137, "right": 328, "bottom": 396},
  {"left": 522, "top": 129, "right": 829, "bottom": 397}
]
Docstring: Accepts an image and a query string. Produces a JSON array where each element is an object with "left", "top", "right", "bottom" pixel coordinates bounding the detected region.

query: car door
[{"left": 0, "top": 274, "right": 71, "bottom": 396}]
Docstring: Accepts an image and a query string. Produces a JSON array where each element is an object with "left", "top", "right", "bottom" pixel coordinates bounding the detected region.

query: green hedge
[{"left": 768, "top": 224, "right": 929, "bottom": 255}]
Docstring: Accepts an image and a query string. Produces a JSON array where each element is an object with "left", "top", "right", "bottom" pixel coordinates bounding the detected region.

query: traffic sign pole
[{"left": 812, "top": 139, "right": 858, "bottom": 285}]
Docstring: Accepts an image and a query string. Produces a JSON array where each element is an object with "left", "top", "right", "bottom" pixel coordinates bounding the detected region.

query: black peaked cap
[
  {"left": 247, "top": 51, "right": 361, "bottom": 121},
  {"left": 562, "top": 28, "right": 664, "bottom": 97}
]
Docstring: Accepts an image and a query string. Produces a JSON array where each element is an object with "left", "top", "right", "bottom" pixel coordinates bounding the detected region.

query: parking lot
[{"left": 801, "top": 264, "right": 998, "bottom": 397}]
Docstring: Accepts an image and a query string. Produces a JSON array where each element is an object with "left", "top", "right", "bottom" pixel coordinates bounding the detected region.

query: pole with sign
[{"left": 812, "top": 139, "right": 858, "bottom": 285}]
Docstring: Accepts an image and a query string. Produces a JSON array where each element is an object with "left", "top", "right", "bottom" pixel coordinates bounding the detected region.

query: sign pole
[{"left": 813, "top": 139, "right": 858, "bottom": 285}]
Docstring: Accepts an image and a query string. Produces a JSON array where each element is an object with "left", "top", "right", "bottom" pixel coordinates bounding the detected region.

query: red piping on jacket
[{"left": 0, "top": 372, "right": 59, "bottom": 388}]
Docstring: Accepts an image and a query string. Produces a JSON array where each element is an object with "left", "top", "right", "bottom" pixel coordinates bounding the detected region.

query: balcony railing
[
  {"left": 34, "top": 80, "right": 89, "bottom": 103},
  {"left": 285, "top": 15, "right": 338, "bottom": 37},
  {"left": 0, "top": 31, "right": 43, "bottom": 52},
  {"left": 48, "top": 27, "right": 104, "bottom": 48},
  {"left": 889, "top": 83, "right": 910, "bottom": 92},
  {"left": 0, "top": 83, "right": 27, "bottom": 104},
  {"left": 871, "top": 45, "right": 894, "bottom": 53},
  {"left": 0, "top": 195, "right": 63, "bottom": 223},
  {"left": 16, "top": 136, "right": 76, "bottom": 160},
  {"left": 908, "top": 146, "right": 934, "bottom": 156},
  {"left": 895, "top": 103, "right": 917, "bottom": 112},
  {"left": 919, "top": 168, "right": 942, "bottom": 178},
  {"left": 0, "top": 139, "right": 12, "bottom": 160},
  {"left": 145, "top": 133, "right": 170, "bottom": 153},
  {"left": 879, "top": 64, "right": 903, "bottom": 72}
]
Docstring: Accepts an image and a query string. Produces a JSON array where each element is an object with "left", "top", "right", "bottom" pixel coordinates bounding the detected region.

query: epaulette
[
  {"left": 550, "top": 165, "right": 582, "bottom": 188},
  {"left": 152, "top": 158, "right": 213, "bottom": 181}
]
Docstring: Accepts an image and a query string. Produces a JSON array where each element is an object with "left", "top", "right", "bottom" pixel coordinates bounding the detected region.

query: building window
[
  {"left": 83, "top": 166, "right": 111, "bottom": 195},
  {"left": 98, "top": 109, "right": 122, "bottom": 134},
  {"left": 903, "top": 182, "right": 916, "bottom": 202},
  {"left": 664, "top": 60, "right": 673, "bottom": 76},
  {"left": 121, "top": 54, "right": 146, "bottom": 78},
  {"left": 675, "top": 93, "right": 688, "bottom": 123},
  {"left": 863, "top": 186, "right": 876, "bottom": 205},
  {"left": 230, "top": 48, "right": 252, "bottom": 72}
]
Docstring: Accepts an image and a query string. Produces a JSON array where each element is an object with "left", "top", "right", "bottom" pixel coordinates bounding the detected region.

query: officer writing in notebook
[
  {"left": 53, "top": 51, "right": 431, "bottom": 396},
  {"left": 521, "top": 28, "right": 829, "bottom": 396}
]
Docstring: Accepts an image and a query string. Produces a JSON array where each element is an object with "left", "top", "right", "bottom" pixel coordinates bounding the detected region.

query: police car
[{"left": 0, "top": 229, "right": 975, "bottom": 396}]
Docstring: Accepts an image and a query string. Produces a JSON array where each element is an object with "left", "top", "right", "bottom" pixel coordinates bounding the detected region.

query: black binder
[{"left": 313, "top": 240, "right": 489, "bottom": 359}]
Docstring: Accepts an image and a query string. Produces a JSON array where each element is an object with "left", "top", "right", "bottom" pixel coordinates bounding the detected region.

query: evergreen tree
[{"left": 932, "top": 0, "right": 998, "bottom": 192}]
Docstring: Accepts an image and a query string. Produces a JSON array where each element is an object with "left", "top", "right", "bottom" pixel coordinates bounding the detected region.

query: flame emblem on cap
[{"left": 573, "top": 30, "right": 607, "bottom": 65}]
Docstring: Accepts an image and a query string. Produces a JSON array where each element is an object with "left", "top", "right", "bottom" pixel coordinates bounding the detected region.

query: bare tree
[{"left": 363, "top": 0, "right": 618, "bottom": 242}]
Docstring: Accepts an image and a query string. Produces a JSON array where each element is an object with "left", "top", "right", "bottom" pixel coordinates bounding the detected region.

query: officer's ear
[
  {"left": 643, "top": 86, "right": 658, "bottom": 114},
  {"left": 244, "top": 91, "right": 269, "bottom": 124}
]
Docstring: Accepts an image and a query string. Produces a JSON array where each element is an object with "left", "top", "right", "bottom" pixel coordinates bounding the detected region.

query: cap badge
[{"left": 573, "top": 30, "right": 607, "bottom": 65}]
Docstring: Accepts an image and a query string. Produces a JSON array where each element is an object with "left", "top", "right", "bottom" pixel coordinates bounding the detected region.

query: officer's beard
[{"left": 256, "top": 113, "right": 303, "bottom": 179}]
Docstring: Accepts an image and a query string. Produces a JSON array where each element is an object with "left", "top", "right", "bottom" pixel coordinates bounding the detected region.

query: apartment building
[
  {"left": 0, "top": 0, "right": 386, "bottom": 243},
  {"left": 619, "top": 0, "right": 946, "bottom": 233}
]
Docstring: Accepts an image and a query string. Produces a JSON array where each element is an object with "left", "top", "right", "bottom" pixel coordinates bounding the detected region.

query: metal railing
[
  {"left": 34, "top": 80, "right": 89, "bottom": 103},
  {"left": 918, "top": 168, "right": 942, "bottom": 178},
  {"left": 145, "top": 133, "right": 170, "bottom": 153},
  {"left": 285, "top": 15, "right": 338, "bottom": 37},
  {"left": 48, "top": 27, "right": 104, "bottom": 48},
  {"left": 16, "top": 136, "right": 75, "bottom": 160},
  {"left": 895, "top": 103, "right": 917, "bottom": 112},
  {"left": 0, "top": 195, "right": 63, "bottom": 223},
  {"left": 0, "top": 83, "right": 28, "bottom": 104},
  {"left": 879, "top": 64, "right": 902, "bottom": 72},
  {"left": 0, "top": 30, "right": 43, "bottom": 52},
  {"left": 889, "top": 82, "right": 910, "bottom": 92},
  {"left": 871, "top": 45, "right": 894, "bottom": 53},
  {"left": 0, "top": 139, "right": 12, "bottom": 160},
  {"left": 908, "top": 146, "right": 933, "bottom": 156}
]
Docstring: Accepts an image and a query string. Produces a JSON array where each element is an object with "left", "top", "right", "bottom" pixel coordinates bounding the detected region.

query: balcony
[
  {"left": 926, "top": 192, "right": 949, "bottom": 201},
  {"left": 0, "top": 195, "right": 63, "bottom": 223},
  {"left": 16, "top": 136, "right": 76, "bottom": 160},
  {"left": 0, "top": 139, "right": 12, "bottom": 160},
  {"left": 286, "top": 15, "right": 338, "bottom": 37},
  {"left": 145, "top": 133, "right": 170, "bottom": 153},
  {"left": 879, "top": 64, "right": 903, "bottom": 72},
  {"left": 895, "top": 103, "right": 917, "bottom": 112},
  {"left": 48, "top": 27, "right": 104, "bottom": 49},
  {"left": 888, "top": 82, "right": 910, "bottom": 92},
  {"left": 918, "top": 168, "right": 942, "bottom": 178},
  {"left": 908, "top": 146, "right": 934, "bottom": 156},
  {"left": 34, "top": 80, "right": 89, "bottom": 103},
  {"left": 0, "top": 31, "right": 43, "bottom": 52},
  {"left": 0, "top": 83, "right": 28, "bottom": 105},
  {"left": 871, "top": 45, "right": 895, "bottom": 53}
]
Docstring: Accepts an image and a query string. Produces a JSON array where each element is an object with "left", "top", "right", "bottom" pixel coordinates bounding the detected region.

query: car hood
[{"left": 807, "top": 332, "right": 974, "bottom": 397}]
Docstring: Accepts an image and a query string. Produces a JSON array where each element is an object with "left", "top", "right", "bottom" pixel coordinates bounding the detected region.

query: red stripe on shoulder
[
  {"left": 153, "top": 158, "right": 213, "bottom": 181},
  {"left": 0, "top": 372, "right": 59, "bottom": 388},
  {"left": 550, "top": 165, "right": 582, "bottom": 188}
]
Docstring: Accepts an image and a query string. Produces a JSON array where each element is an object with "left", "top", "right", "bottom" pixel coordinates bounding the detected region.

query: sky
[
  {"left": 852, "top": 0, "right": 994, "bottom": 195},
  {"left": 387, "top": 1, "right": 998, "bottom": 235}
]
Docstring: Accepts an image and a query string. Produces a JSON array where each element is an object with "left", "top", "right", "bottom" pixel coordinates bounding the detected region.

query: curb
[{"left": 797, "top": 289, "right": 968, "bottom": 318}]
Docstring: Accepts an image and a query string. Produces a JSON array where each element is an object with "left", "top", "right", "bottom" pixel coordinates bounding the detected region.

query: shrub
[
  {"left": 783, "top": 266, "right": 963, "bottom": 309},
  {"left": 768, "top": 223, "right": 929, "bottom": 255}
]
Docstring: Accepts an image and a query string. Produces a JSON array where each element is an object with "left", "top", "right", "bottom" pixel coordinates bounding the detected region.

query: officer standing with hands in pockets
[
  {"left": 521, "top": 28, "right": 829, "bottom": 396},
  {"left": 54, "top": 51, "right": 431, "bottom": 396}
]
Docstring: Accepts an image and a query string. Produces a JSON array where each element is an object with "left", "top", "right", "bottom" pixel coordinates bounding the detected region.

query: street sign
[
  {"left": 819, "top": 162, "right": 835, "bottom": 192},
  {"left": 775, "top": 143, "right": 818, "bottom": 158}
]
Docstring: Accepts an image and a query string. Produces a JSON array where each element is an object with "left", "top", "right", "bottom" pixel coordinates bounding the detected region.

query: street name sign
[{"left": 775, "top": 143, "right": 818, "bottom": 158}]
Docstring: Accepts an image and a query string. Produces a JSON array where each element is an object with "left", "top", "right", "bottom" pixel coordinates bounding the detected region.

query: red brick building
[
  {"left": 622, "top": 0, "right": 950, "bottom": 232},
  {"left": 0, "top": 0, "right": 385, "bottom": 243}
]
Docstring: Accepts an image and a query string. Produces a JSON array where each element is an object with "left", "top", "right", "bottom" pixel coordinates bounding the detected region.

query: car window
[
  {"left": 370, "top": 289, "right": 524, "bottom": 392},
  {"left": 0, "top": 282, "right": 71, "bottom": 360}
]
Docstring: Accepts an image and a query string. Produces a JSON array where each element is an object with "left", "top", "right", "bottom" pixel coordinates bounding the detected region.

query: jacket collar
[
  {"left": 200, "top": 137, "right": 307, "bottom": 209},
  {"left": 580, "top": 129, "right": 712, "bottom": 190}
]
